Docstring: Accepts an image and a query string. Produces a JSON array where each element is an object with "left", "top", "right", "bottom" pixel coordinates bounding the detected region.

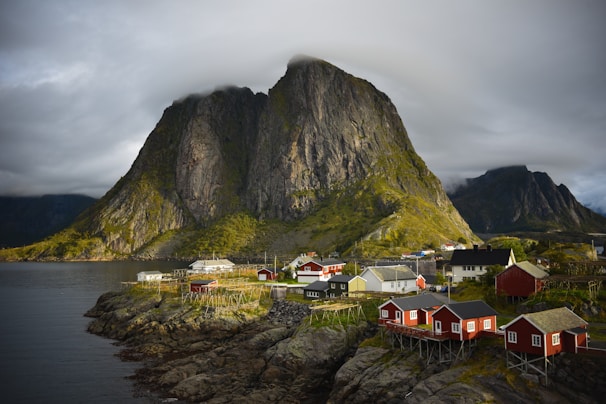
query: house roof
[
  {"left": 328, "top": 275, "right": 356, "bottom": 283},
  {"left": 420, "top": 274, "right": 438, "bottom": 284},
  {"left": 191, "top": 279, "right": 217, "bottom": 285},
  {"left": 506, "top": 307, "right": 587, "bottom": 334},
  {"left": 503, "top": 261, "right": 549, "bottom": 279},
  {"left": 439, "top": 300, "right": 498, "bottom": 319},
  {"left": 189, "top": 259, "right": 235, "bottom": 267},
  {"left": 449, "top": 248, "right": 513, "bottom": 266},
  {"left": 303, "top": 280, "right": 329, "bottom": 291},
  {"left": 362, "top": 265, "right": 417, "bottom": 281},
  {"left": 385, "top": 294, "right": 444, "bottom": 311},
  {"left": 309, "top": 258, "right": 345, "bottom": 267}
]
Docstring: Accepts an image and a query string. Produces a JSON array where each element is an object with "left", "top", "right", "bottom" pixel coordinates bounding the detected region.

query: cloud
[{"left": 0, "top": 0, "right": 605, "bottom": 215}]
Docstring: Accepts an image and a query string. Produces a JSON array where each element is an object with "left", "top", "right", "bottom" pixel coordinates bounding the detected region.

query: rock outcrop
[{"left": 86, "top": 289, "right": 606, "bottom": 403}]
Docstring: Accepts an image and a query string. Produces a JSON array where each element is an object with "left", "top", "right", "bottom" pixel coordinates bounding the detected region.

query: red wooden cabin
[
  {"left": 190, "top": 279, "right": 218, "bottom": 293},
  {"left": 378, "top": 294, "right": 443, "bottom": 326},
  {"left": 502, "top": 307, "right": 588, "bottom": 356},
  {"left": 257, "top": 268, "right": 277, "bottom": 281},
  {"left": 495, "top": 261, "right": 549, "bottom": 300},
  {"left": 431, "top": 300, "right": 498, "bottom": 340}
]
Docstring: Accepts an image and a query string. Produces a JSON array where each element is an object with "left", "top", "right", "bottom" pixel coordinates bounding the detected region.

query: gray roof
[
  {"left": 450, "top": 248, "right": 513, "bottom": 266},
  {"left": 364, "top": 265, "right": 417, "bottom": 281},
  {"left": 303, "top": 280, "right": 329, "bottom": 292},
  {"left": 505, "top": 261, "right": 549, "bottom": 279},
  {"left": 442, "top": 300, "right": 498, "bottom": 319},
  {"left": 191, "top": 279, "right": 217, "bottom": 285},
  {"left": 328, "top": 275, "right": 355, "bottom": 284},
  {"left": 388, "top": 294, "right": 444, "bottom": 311},
  {"left": 516, "top": 307, "right": 587, "bottom": 333}
]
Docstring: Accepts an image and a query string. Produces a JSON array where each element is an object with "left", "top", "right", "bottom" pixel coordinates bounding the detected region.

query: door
[
  {"left": 259, "top": 274, "right": 267, "bottom": 281},
  {"left": 396, "top": 311, "right": 401, "bottom": 324},
  {"left": 435, "top": 320, "right": 442, "bottom": 334}
]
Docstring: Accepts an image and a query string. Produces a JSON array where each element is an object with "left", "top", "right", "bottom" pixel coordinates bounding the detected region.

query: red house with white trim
[
  {"left": 495, "top": 261, "right": 549, "bottom": 300},
  {"left": 502, "top": 307, "right": 588, "bottom": 356},
  {"left": 296, "top": 258, "right": 345, "bottom": 284},
  {"left": 432, "top": 300, "right": 498, "bottom": 340},
  {"left": 378, "top": 294, "right": 443, "bottom": 326}
]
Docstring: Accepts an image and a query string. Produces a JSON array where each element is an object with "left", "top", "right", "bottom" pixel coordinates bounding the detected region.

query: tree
[{"left": 480, "top": 264, "right": 503, "bottom": 287}]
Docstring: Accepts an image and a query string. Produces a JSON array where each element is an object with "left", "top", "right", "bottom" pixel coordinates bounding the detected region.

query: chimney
[{"left": 473, "top": 244, "right": 479, "bottom": 252}]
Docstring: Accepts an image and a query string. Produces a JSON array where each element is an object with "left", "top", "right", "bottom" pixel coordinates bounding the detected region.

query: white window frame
[
  {"left": 483, "top": 319, "right": 491, "bottom": 330},
  {"left": 381, "top": 309, "right": 389, "bottom": 318},
  {"left": 467, "top": 321, "right": 475, "bottom": 332},
  {"left": 507, "top": 331, "right": 517, "bottom": 343},
  {"left": 552, "top": 333, "right": 560, "bottom": 346},
  {"left": 340, "top": 284, "right": 346, "bottom": 290},
  {"left": 409, "top": 310, "right": 418, "bottom": 320},
  {"left": 331, "top": 283, "right": 336, "bottom": 289},
  {"left": 532, "top": 334, "right": 542, "bottom": 347},
  {"left": 452, "top": 322, "right": 461, "bottom": 333}
]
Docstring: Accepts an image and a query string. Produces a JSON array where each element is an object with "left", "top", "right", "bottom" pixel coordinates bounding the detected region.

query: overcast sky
[{"left": 1, "top": 1, "right": 605, "bottom": 214}]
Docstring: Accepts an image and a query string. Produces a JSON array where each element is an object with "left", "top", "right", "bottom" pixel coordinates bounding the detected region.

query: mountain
[
  {"left": 1, "top": 56, "right": 478, "bottom": 260},
  {"left": 0, "top": 194, "right": 97, "bottom": 248},
  {"left": 448, "top": 165, "right": 606, "bottom": 234}
]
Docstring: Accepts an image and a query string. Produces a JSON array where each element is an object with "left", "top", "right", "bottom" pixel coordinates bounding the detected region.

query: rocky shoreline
[{"left": 85, "top": 289, "right": 606, "bottom": 403}]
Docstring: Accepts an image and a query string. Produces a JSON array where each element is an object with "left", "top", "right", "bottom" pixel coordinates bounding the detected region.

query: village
[{"left": 132, "top": 242, "right": 606, "bottom": 386}]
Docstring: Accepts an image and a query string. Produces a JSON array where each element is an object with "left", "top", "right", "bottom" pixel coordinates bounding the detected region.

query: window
[
  {"left": 508, "top": 331, "right": 517, "bottom": 343},
  {"left": 391, "top": 282, "right": 395, "bottom": 288},
  {"left": 452, "top": 323, "right": 460, "bottom": 333},
  {"left": 552, "top": 333, "right": 560, "bottom": 346},
  {"left": 304, "top": 265, "right": 311, "bottom": 271},
  {"left": 532, "top": 334, "right": 542, "bottom": 347},
  {"left": 341, "top": 284, "right": 346, "bottom": 290},
  {"left": 467, "top": 321, "right": 475, "bottom": 332},
  {"left": 410, "top": 310, "right": 418, "bottom": 320},
  {"left": 331, "top": 283, "right": 335, "bottom": 289},
  {"left": 381, "top": 309, "right": 388, "bottom": 318},
  {"left": 483, "top": 319, "right": 491, "bottom": 330}
]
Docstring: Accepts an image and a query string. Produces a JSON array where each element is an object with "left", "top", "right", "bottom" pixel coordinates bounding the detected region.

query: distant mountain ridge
[
  {"left": 448, "top": 165, "right": 606, "bottom": 234},
  {"left": 0, "top": 56, "right": 478, "bottom": 260},
  {"left": 0, "top": 194, "right": 97, "bottom": 248}
]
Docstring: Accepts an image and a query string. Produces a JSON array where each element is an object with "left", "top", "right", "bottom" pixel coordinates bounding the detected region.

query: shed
[
  {"left": 432, "top": 300, "right": 498, "bottom": 340},
  {"left": 495, "top": 261, "right": 549, "bottom": 300},
  {"left": 257, "top": 267, "right": 277, "bottom": 281},
  {"left": 137, "top": 271, "right": 163, "bottom": 282},
  {"left": 190, "top": 279, "right": 218, "bottom": 293}
]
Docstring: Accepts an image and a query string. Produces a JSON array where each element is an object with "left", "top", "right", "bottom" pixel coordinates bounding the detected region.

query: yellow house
[{"left": 327, "top": 275, "right": 366, "bottom": 298}]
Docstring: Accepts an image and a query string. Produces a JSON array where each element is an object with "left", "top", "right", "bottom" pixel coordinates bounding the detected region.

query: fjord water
[{"left": 0, "top": 261, "right": 188, "bottom": 403}]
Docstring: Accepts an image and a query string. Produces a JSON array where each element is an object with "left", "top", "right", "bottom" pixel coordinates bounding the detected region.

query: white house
[
  {"left": 137, "top": 271, "right": 163, "bottom": 282},
  {"left": 360, "top": 265, "right": 418, "bottom": 294},
  {"left": 188, "top": 259, "right": 235, "bottom": 274},
  {"left": 449, "top": 245, "right": 515, "bottom": 282}
]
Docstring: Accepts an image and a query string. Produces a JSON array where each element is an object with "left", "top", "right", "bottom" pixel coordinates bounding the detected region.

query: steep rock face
[
  {"left": 247, "top": 57, "right": 416, "bottom": 219},
  {"left": 68, "top": 56, "right": 476, "bottom": 257},
  {"left": 175, "top": 88, "right": 266, "bottom": 223},
  {"left": 448, "top": 165, "right": 606, "bottom": 233}
]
